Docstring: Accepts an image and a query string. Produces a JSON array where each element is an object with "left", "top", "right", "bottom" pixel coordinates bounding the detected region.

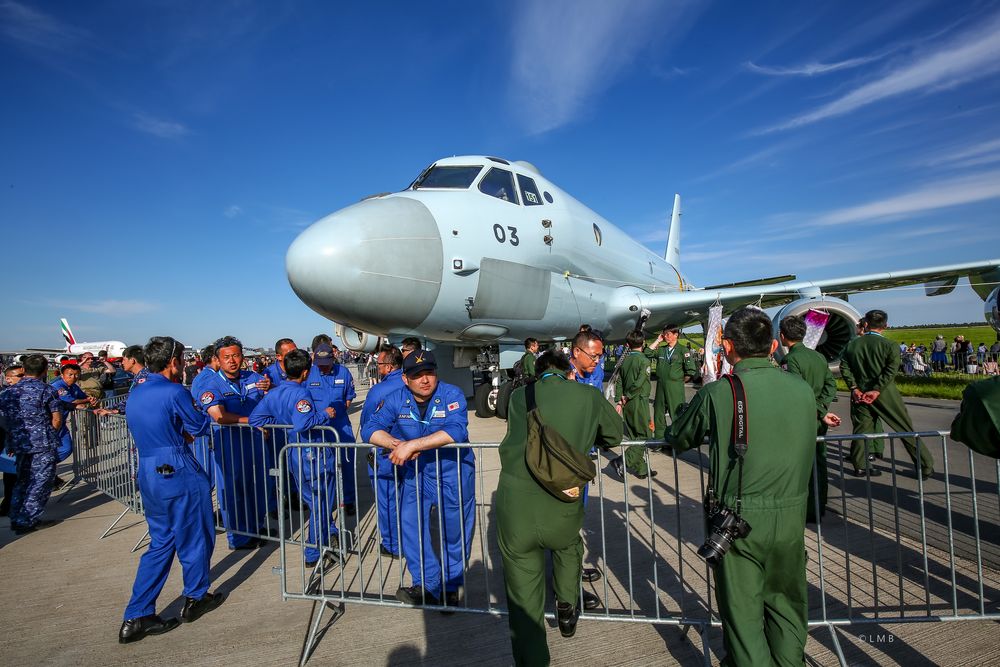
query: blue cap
[
  {"left": 403, "top": 350, "right": 437, "bottom": 377},
  {"left": 314, "top": 343, "right": 335, "bottom": 367}
]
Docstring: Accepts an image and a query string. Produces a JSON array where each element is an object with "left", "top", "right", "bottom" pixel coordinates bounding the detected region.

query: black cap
[{"left": 402, "top": 349, "right": 437, "bottom": 377}]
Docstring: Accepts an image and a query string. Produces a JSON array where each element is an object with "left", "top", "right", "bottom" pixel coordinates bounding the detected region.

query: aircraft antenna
[{"left": 664, "top": 194, "right": 681, "bottom": 270}]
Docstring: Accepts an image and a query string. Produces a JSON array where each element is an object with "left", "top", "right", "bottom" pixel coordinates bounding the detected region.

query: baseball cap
[
  {"left": 402, "top": 349, "right": 437, "bottom": 377},
  {"left": 314, "top": 343, "right": 335, "bottom": 367}
]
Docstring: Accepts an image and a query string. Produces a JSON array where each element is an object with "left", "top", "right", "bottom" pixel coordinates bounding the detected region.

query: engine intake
[
  {"left": 336, "top": 324, "right": 381, "bottom": 353},
  {"left": 773, "top": 297, "right": 862, "bottom": 363}
]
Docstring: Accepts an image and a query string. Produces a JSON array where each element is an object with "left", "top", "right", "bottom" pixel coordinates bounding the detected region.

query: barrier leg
[
  {"left": 98, "top": 507, "right": 131, "bottom": 540},
  {"left": 132, "top": 529, "right": 150, "bottom": 553},
  {"left": 298, "top": 598, "right": 344, "bottom": 667},
  {"left": 826, "top": 625, "right": 848, "bottom": 667}
]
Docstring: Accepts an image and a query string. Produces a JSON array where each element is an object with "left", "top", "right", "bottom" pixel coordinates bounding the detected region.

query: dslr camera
[{"left": 698, "top": 495, "right": 751, "bottom": 566}]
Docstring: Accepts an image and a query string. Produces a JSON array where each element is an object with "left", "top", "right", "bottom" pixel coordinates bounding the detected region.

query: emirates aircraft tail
[{"left": 60, "top": 318, "right": 77, "bottom": 348}]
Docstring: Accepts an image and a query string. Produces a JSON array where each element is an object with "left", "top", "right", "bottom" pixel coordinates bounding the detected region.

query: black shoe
[
  {"left": 118, "top": 615, "right": 180, "bottom": 644},
  {"left": 52, "top": 476, "right": 68, "bottom": 491},
  {"left": 395, "top": 586, "right": 440, "bottom": 606},
  {"left": 581, "top": 589, "right": 601, "bottom": 611},
  {"left": 343, "top": 503, "right": 356, "bottom": 517},
  {"left": 866, "top": 454, "right": 878, "bottom": 464},
  {"left": 920, "top": 469, "right": 933, "bottom": 481},
  {"left": 439, "top": 590, "right": 462, "bottom": 615},
  {"left": 230, "top": 537, "right": 263, "bottom": 551},
  {"left": 852, "top": 467, "right": 882, "bottom": 478},
  {"left": 610, "top": 458, "right": 625, "bottom": 479},
  {"left": 581, "top": 568, "right": 602, "bottom": 583},
  {"left": 13, "top": 519, "right": 60, "bottom": 535},
  {"left": 556, "top": 600, "right": 581, "bottom": 638},
  {"left": 379, "top": 544, "right": 399, "bottom": 558},
  {"left": 181, "top": 592, "right": 224, "bottom": 623},
  {"left": 609, "top": 457, "right": 656, "bottom": 480}
]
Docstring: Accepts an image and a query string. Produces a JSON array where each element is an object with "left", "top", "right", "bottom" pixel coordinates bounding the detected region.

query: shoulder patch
[
  {"left": 136, "top": 378, "right": 146, "bottom": 384},
  {"left": 295, "top": 399, "right": 312, "bottom": 414},
  {"left": 200, "top": 391, "right": 215, "bottom": 405},
  {"left": 447, "top": 401, "right": 460, "bottom": 412},
  {"left": 57, "top": 388, "right": 68, "bottom": 396}
]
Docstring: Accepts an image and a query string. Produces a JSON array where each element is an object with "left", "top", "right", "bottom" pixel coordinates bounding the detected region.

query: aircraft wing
[{"left": 615, "top": 258, "right": 1000, "bottom": 329}]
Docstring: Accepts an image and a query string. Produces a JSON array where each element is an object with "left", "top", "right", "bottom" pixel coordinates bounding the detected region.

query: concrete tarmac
[{"left": 0, "top": 384, "right": 997, "bottom": 666}]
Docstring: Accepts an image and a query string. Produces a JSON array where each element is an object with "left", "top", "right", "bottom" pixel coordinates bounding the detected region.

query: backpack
[
  {"left": 511, "top": 358, "right": 534, "bottom": 388},
  {"left": 523, "top": 383, "right": 596, "bottom": 502}
]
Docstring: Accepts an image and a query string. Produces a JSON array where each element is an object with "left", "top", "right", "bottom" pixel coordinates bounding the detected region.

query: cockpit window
[
  {"left": 411, "top": 165, "right": 482, "bottom": 189},
  {"left": 517, "top": 174, "right": 543, "bottom": 206},
  {"left": 478, "top": 167, "right": 519, "bottom": 204}
]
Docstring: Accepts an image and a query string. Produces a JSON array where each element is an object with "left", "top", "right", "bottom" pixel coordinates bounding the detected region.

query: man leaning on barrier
[
  {"left": 667, "top": 307, "right": 816, "bottom": 667},
  {"left": 120, "top": 336, "right": 224, "bottom": 644},
  {"left": 497, "top": 349, "right": 622, "bottom": 666},
  {"left": 361, "top": 349, "right": 473, "bottom": 608},
  {"left": 249, "top": 349, "right": 341, "bottom": 567},
  {"left": 951, "top": 373, "right": 1000, "bottom": 458},
  {"left": 779, "top": 315, "right": 841, "bottom": 522}
]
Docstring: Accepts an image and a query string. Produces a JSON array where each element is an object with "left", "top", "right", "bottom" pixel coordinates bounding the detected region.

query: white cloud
[
  {"left": 224, "top": 205, "right": 243, "bottom": 218},
  {"left": 920, "top": 137, "right": 1000, "bottom": 170},
  {"left": 133, "top": 112, "right": 189, "bottom": 139},
  {"left": 508, "top": 0, "right": 702, "bottom": 134},
  {"left": 807, "top": 169, "right": 1000, "bottom": 227},
  {"left": 0, "top": 1, "right": 87, "bottom": 54},
  {"left": 66, "top": 300, "right": 159, "bottom": 316},
  {"left": 745, "top": 55, "right": 883, "bottom": 77},
  {"left": 761, "top": 12, "right": 1000, "bottom": 133}
]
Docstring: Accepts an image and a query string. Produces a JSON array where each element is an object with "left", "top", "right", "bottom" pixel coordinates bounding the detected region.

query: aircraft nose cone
[{"left": 286, "top": 196, "right": 443, "bottom": 332}]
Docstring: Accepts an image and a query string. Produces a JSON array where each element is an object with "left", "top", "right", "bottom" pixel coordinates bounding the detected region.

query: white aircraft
[
  {"left": 18, "top": 318, "right": 128, "bottom": 359},
  {"left": 285, "top": 155, "right": 1000, "bottom": 414}
]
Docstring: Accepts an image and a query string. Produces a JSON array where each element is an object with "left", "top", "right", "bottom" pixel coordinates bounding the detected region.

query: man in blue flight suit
[
  {"left": 120, "top": 336, "right": 224, "bottom": 643},
  {"left": 305, "top": 342, "right": 357, "bottom": 515},
  {"left": 111, "top": 345, "right": 150, "bottom": 414},
  {"left": 199, "top": 336, "right": 272, "bottom": 549},
  {"left": 362, "top": 350, "right": 473, "bottom": 607},
  {"left": 188, "top": 344, "right": 220, "bottom": 485},
  {"left": 249, "top": 348, "right": 342, "bottom": 567},
  {"left": 263, "top": 338, "right": 297, "bottom": 387},
  {"left": 360, "top": 343, "right": 406, "bottom": 557},
  {"left": 0, "top": 354, "right": 64, "bottom": 534},
  {"left": 574, "top": 325, "right": 605, "bottom": 389},
  {"left": 52, "top": 362, "right": 105, "bottom": 463}
]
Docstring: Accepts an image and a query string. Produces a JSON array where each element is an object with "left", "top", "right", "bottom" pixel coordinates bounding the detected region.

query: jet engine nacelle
[
  {"left": 773, "top": 297, "right": 862, "bottom": 363},
  {"left": 986, "top": 287, "right": 1000, "bottom": 334},
  {"left": 336, "top": 324, "right": 381, "bottom": 353}
]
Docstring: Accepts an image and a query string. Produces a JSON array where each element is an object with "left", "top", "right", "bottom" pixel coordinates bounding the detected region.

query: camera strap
[{"left": 724, "top": 373, "right": 748, "bottom": 513}]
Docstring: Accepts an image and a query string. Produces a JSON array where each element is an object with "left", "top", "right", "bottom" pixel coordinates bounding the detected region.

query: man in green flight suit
[
  {"left": 645, "top": 324, "right": 697, "bottom": 447},
  {"left": 611, "top": 330, "right": 656, "bottom": 479},
  {"left": 667, "top": 307, "right": 816, "bottom": 667},
  {"left": 496, "top": 350, "right": 623, "bottom": 667},
  {"left": 779, "top": 315, "right": 841, "bottom": 523},
  {"left": 951, "top": 374, "right": 1000, "bottom": 458},
  {"left": 840, "top": 309, "right": 935, "bottom": 479},
  {"left": 519, "top": 338, "right": 538, "bottom": 380}
]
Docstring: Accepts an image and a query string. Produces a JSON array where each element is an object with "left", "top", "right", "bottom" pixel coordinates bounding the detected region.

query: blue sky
[{"left": 2, "top": 0, "right": 999, "bottom": 350}]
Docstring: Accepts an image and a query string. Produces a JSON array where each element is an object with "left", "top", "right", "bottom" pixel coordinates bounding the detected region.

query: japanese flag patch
[
  {"left": 447, "top": 401, "right": 460, "bottom": 412},
  {"left": 57, "top": 388, "right": 67, "bottom": 396},
  {"left": 200, "top": 391, "right": 215, "bottom": 405},
  {"left": 295, "top": 399, "right": 312, "bottom": 414},
  {"left": 136, "top": 378, "right": 146, "bottom": 384}
]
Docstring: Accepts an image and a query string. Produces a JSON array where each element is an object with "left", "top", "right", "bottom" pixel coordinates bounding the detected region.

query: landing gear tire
[
  {"left": 474, "top": 383, "right": 495, "bottom": 418},
  {"left": 495, "top": 381, "right": 513, "bottom": 420}
]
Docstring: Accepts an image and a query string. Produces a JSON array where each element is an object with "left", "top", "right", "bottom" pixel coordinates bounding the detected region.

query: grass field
[{"left": 881, "top": 324, "right": 997, "bottom": 348}]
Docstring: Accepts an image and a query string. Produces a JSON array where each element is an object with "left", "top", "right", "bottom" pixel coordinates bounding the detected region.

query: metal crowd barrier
[{"left": 68, "top": 413, "right": 999, "bottom": 666}]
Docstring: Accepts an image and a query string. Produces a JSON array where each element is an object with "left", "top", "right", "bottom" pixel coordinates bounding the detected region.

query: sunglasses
[{"left": 574, "top": 346, "right": 601, "bottom": 362}]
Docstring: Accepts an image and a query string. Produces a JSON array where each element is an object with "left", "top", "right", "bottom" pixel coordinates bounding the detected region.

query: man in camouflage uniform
[
  {"left": 0, "top": 354, "right": 64, "bottom": 534},
  {"left": 645, "top": 324, "right": 697, "bottom": 444}
]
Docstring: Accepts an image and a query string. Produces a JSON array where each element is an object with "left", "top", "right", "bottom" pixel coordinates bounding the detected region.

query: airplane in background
[
  {"left": 15, "top": 318, "right": 128, "bottom": 360},
  {"left": 285, "top": 155, "right": 1000, "bottom": 416}
]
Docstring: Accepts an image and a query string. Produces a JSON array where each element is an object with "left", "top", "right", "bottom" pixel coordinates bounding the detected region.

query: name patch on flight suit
[
  {"left": 245, "top": 382, "right": 257, "bottom": 390},
  {"left": 432, "top": 410, "right": 446, "bottom": 418},
  {"left": 200, "top": 391, "right": 215, "bottom": 405},
  {"left": 296, "top": 399, "right": 312, "bottom": 413},
  {"left": 309, "top": 382, "right": 321, "bottom": 387},
  {"left": 334, "top": 379, "right": 344, "bottom": 384}
]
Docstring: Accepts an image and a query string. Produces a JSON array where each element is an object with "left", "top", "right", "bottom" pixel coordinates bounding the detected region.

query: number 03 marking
[{"left": 493, "top": 224, "right": 519, "bottom": 246}]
